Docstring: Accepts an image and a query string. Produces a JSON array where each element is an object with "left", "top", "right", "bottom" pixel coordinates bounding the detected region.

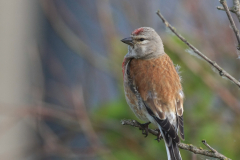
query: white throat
[{"left": 125, "top": 45, "right": 165, "bottom": 60}]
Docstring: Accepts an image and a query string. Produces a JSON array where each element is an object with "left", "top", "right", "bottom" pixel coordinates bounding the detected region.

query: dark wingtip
[
  {"left": 178, "top": 115, "right": 185, "bottom": 141},
  {"left": 169, "top": 140, "right": 182, "bottom": 160},
  {"left": 180, "top": 133, "right": 185, "bottom": 141},
  {"left": 154, "top": 117, "right": 180, "bottom": 144}
]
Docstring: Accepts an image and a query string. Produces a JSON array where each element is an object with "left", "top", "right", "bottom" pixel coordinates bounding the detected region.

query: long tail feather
[
  {"left": 144, "top": 103, "right": 182, "bottom": 160},
  {"left": 178, "top": 115, "right": 184, "bottom": 140},
  {"left": 169, "top": 139, "right": 181, "bottom": 160},
  {"left": 160, "top": 127, "right": 182, "bottom": 160}
]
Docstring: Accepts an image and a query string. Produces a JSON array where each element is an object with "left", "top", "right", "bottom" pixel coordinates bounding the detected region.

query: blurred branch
[
  {"left": 40, "top": 0, "right": 121, "bottom": 81},
  {"left": 218, "top": 0, "right": 240, "bottom": 50},
  {"left": 217, "top": 0, "right": 240, "bottom": 22},
  {"left": 121, "top": 119, "right": 231, "bottom": 160},
  {"left": 164, "top": 39, "right": 240, "bottom": 114},
  {"left": 156, "top": 10, "right": 240, "bottom": 88},
  {"left": 71, "top": 86, "right": 117, "bottom": 160},
  {"left": 96, "top": 0, "right": 117, "bottom": 55},
  {"left": 0, "top": 98, "right": 116, "bottom": 159},
  {"left": 38, "top": 122, "right": 76, "bottom": 157}
]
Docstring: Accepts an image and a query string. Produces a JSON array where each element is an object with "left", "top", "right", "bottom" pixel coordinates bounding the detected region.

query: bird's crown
[{"left": 131, "top": 27, "right": 155, "bottom": 36}]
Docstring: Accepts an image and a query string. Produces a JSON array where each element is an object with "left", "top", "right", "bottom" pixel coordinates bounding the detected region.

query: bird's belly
[{"left": 124, "top": 82, "right": 178, "bottom": 129}]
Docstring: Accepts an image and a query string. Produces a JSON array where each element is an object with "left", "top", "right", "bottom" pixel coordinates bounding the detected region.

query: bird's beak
[{"left": 121, "top": 37, "right": 133, "bottom": 46}]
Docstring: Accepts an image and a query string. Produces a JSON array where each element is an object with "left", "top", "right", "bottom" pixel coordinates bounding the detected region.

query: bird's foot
[
  {"left": 155, "top": 129, "right": 163, "bottom": 142},
  {"left": 137, "top": 122, "right": 151, "bottom": 137}
]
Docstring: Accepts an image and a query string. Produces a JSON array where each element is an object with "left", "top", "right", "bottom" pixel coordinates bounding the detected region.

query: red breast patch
[
  {"left": 122, "top": 58, "right": 126, "bottom": 77},
  {"left": 132, "top": 28, "right": 143, "bottom": 35}
]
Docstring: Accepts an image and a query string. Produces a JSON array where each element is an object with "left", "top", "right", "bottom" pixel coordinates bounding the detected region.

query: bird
[{"left": 121, "top": 27, "right": 184, "bottom": 160}]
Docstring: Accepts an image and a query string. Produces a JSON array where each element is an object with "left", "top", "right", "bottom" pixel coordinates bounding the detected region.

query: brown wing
[
  {"left": 177, "top": 98, "right": 184, "bottom": 140},
  {"left": 129, "top": 54, "right": 184, "bottom": 141},
  {"left": 129, "top": 54, "right": 182, "bottom": 116}
]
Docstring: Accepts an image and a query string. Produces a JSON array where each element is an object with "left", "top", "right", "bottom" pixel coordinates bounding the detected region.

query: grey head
[{"left": 121, "top": 27, "right": 165, "bottom": 59}]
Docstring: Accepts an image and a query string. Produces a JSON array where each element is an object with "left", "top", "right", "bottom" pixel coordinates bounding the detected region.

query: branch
[
  {"left": 121, "top": 119, "right": 231, "bottom": 160},
  {"left": 40, "top": 0, "right": 121, "bottom": 81},
  {"left": 164, "top": 39, "right": 240, "bottom": 114},
  {"left": 232, "top": 0, "right": 240, "bottom": 21},
  {"left": 156, "top": 10, "right": 240, "bottom": 88},
  {"left": 71, "top": 86, "right": 118, "bottom": 160},
  {"left": 219, "top": 0, "right": 240, "bottom": 50},
  {"left": 217, "top": 0, "right": 240, "bottom": 22}
]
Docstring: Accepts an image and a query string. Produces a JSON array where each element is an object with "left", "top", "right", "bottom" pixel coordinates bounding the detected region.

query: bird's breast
[{"left": 129, "top": 54, "right": 182, "bottom": 105}]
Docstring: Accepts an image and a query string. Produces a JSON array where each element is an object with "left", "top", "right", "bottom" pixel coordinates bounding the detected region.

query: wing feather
[
  {"left": 126, "top": 55, "right": 184, "bottom": 143},
  {"left": 176, "top": 98, "right": 184, "bottom": 140}
]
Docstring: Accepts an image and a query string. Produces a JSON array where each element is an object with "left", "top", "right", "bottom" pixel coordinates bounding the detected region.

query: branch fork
[{"left": 156, "top": 10, "right": 240, "bottom": 88}]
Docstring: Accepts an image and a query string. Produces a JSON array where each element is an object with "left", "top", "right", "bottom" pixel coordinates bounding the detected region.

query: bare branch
[
  {"left": 217, "top": 0, "right": 240, "bottom": 22},
  {"left": 121, "top": 119, "right": 231, "bottom": 160},
  {"left": 156, "top": 10, "right": 240, "bottom": 88},
  {"left": 121, "top": 119, "right": 159, "bottom": 136},
  {"left": 164, "top": 39, "right": 240, "bottom": 114},
  {"left": 219, "top": 0, "right": 240, "bottom": 50},
  {"left": 232, "top": 0, "right": 240, "bottom": 21},
  {"left": 217, "top": 6, "right": 227, "bottom": 11},
  {"left": 202, "top": 140, "right": 217, "bottom": 153}
]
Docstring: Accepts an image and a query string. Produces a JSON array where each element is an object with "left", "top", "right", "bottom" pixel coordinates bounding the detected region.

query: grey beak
[{"left": 121, "top": 37, "right": 133, "bottom": 46}]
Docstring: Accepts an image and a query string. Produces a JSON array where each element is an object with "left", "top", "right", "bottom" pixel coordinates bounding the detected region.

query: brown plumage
[
  {"left": 121, "top": 27, "right": 184, "bottom": 160},
  {"left": 128, "top": 54, "right": 183, "bottom": 119}
]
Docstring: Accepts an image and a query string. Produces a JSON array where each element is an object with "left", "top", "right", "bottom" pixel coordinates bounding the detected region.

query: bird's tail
[{"left": 159, "top": 127, "right": 182, "bottom": 160}]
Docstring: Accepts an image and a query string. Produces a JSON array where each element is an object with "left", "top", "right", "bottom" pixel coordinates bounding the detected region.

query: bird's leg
[
  {"left": 137, "top": 122, "right": 151, "bottom": 137},
  {"left": 155, "top": 129, "right": 163, "bottom": 142}
]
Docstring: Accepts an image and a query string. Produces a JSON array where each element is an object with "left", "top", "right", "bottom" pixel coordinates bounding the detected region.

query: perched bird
[{"left": 121, "top": 27, "right": 184, "bottom": 160}]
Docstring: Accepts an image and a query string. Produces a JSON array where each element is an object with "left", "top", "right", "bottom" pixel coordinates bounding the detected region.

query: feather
[
  {"left": 178, "top": 115, "right": 184, "bottom": 140},
  {"left": 159, "top": 126, "right": 182, "bottom": 160},
  {"left": 144, "top": 102, "right": 179, "bottom": 144},
  {"left": 124, "top": 54, "right": 183, "bottom": 160}
]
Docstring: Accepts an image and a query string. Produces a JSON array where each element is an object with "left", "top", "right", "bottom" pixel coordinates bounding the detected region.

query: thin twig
[
  {"left": 232, "top": 0, "right": 240, "bottom": 21},
  {"left": 121, "top": 119, "right": 231, "bottom": 160},
  {"left": 219, "top": 0, "right": 240, "bottom": 50},
  {"left": 202, "top": 140, "right": 217, "bottom": 153},
  {"left": 156, "top": 10, "right": 240, "bottom": 88},
  {"left": 164, "top": 38, "right": 240, "bottom": 114},
  {"left": 217, "top": 0, "right": 240, "bottom": 22},
  {"left": 121, "top": 119, "right": 160, "bottom": 136}
]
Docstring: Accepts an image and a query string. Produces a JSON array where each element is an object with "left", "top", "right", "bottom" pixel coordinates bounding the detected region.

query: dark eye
[{"left": 139, "top": 38, "right": 145, "bottom": 41}]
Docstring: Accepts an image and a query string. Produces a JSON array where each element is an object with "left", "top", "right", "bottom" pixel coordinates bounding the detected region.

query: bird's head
[{"left": 121, "top": 27, "right": 165, "bottom": 59}]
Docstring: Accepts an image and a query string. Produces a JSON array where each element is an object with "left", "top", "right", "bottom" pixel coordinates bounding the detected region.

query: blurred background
[{"left": 0, "top": 0, "right": 240, "bottom": 160}]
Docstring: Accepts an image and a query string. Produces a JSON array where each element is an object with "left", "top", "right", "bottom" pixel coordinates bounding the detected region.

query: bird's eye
[{"left": 139, "top": 38, "right": 145, "bottom": 41}]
